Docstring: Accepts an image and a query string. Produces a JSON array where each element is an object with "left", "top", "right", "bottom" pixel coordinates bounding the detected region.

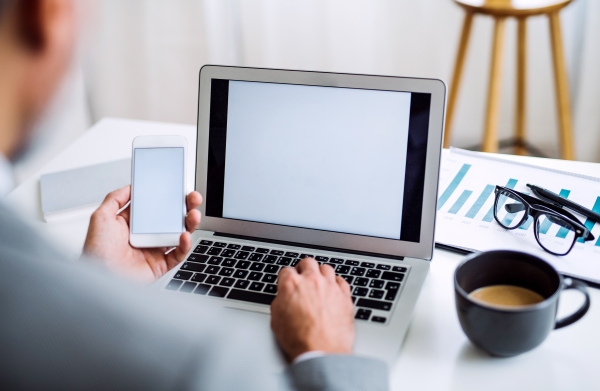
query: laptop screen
[{"left": 205, "top": 79, "right": 431, "bottom": 243}]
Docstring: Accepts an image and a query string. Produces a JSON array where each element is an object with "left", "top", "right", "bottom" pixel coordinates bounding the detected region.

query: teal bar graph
[
  {"left": 519, "top": 216, "right": 534, "bottom": 230},
  {"left": 501, "top": 192, "right": 529, "bottom": 227},
  {"left": 539, "top": 189, "right": 570, "bottom": 234},
  {"left": 449, "top": 190, "right": 473, "bottom": 214},
  {"left": 576, "top": 196, "right": 600, "bottom": 244},
  {"left": 438, "top": 164, "right": 471, "bottom": 210},
  {"left": 482, "top": 178, "right": 518, "bottom": 222},
  {"left": 465, "top": 184, "right": 495, "bottom": 218}
]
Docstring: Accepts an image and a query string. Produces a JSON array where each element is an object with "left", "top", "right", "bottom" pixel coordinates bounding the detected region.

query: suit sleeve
[{"left": 287, "top": 355, "right": 389, "bottom": 391}]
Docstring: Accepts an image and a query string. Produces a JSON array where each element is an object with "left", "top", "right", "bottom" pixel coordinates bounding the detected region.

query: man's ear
[{"left": 17, "top": 0, "right": 45, "bottom": 51}]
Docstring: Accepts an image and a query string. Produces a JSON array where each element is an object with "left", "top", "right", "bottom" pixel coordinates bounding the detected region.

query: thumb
[{"left": 98, "top": 185, "right": 131, "bottom": 216}]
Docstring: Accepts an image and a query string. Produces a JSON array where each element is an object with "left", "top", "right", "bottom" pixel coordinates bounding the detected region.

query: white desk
[{"left": 7, "top": 118, "right": 600, "bottom": 391}]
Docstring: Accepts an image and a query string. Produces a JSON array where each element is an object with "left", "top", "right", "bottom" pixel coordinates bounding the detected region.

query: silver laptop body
[{"left": 157, "top": 65, "right": 446, "bottom": 366}]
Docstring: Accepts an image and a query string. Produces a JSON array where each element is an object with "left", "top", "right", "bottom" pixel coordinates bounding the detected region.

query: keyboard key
[
  {"left": 227, "top": 244, "right": 241, "bottom": 249},
  {"left": 242, "top": 246, "right": 256, "bottom": 251},
  {"left": 368, "top": 289, "right": 385, "bottom": 299},
  {"left": 341, "top": 275, "right": 354, "bottom": 284},
  {"left": 270, "top": 250, "right": 284, "bottom": 255},
  {"left": 353, "top": 287, "right": 369, "bottom": 297},
  {"left": 166, "top": 279, "right": 183, "bottom": 290},
  {"left": 214, "top": 242, "right": 227, "bottom": 248},
  {"left": 206, "top": 275, "right": 221, "bottom": 285},
  {"left": 227, "top": 289, "right": 275, "bottom": 305},
  {"left": 249, "top": 262, "right": 265, "bottom": 272},
  {"left": 366, "top": 269, "right": 381, "bottom": 278},
  {"left": 263, "top": 255, "right": 278, "bottom": 264},
  {"left": 336, "top": 265, "right": 350, "bottom": 274},
  {"left": 372, "top": 316, "right": 387, "bottom": 323},
  {"left": 392, "top": 266, "right": 407, "bottom": 273},
  {"left": 235, "top": 251, "right": 250, "bottom": 260},
  {"left": 369, "top": 279, "right": 385, "bottom": 289},
  {"left": 221, "top": 249, "right": 236, "bottom": 258},
  {"left": 180, "top": 282, "right": 197, "bottom": 293},
  {"left": 218, "top": 267, "right": 234, "bottom": 277},
  {"left": 360, "top": 262, "right": 375, "bottom": 268},
  {"left": 262, "top": 274, "right": 277, "bottom": 283},
  {"left": 386, "top": 282, "right": 401, "bottom": 290},
  {"left": 193, "top": 284, "right": 211, "bottom": 295},
  {"left": 350, "top": 267, "right": 366, "bottom": 277},
  {"left": 181, "top": 262, "right": 206, "bottom": 273},
  {"left": 205, "top": 266, "right": 220, "bottom": 275},
  {"left": 381, "top": 271, "right": 405, "bottom": 282},
  {"left": 222, "top": 258, "right": 236, "bottom": 267},
  {"left": 220, "top": 277, "right": 235, "bottom": 287},
  {"left": 188, "top": 254, "right": 209, "bottom": 263},
  {"left": 193, "top": 246, "right": 209, "bottom": 254},
  {"left": 255, "top": 248, "right": 270, "bottom": 254},
  {"left": 315, "top": 256, "right": 329, "bottom": 262},
  {"left": 330, "top": 258, "right": 344, "bottom": 264},
  {"left": 354, "top": 277, "right": 369, "bottom": 287},
  {"left": 234, "top": 280, "right": 249, "bottom": 289},
  {"left": 191, "top": 273, "right": 207, "bottom": 283},
  {"left": 207, "top": 256, "right": 222, "bottom": 265},
  {"left": 299, "top": 254, "right": 314, "bottom": 259},
  {"left": 233, "top": 270, "right": 249, "bottom": 279},
  {"left": 376, "top": 264, "right": 391, "bottom": 271},
  {"left": 385, "top": 282, "right": 401, "bottom": 301},
  {"left": 385, "top": 289, "right": 399, "bottom": 302},
  {"left": 357, "top": 298, "right": 392, "bottom": 311},
  {"left": 209, "top": 286, "right": 229, "bottom": 297},
  {"left": 174, "top": 271, "right": 192, "bottom": 280},
  {"left": 249, "top": 282, "right": 265, "bottom": 291},
  {"left": 285, "top": 252, "right": 299, "bottom": 258},
  {"left": 264, "top": 284, "right": 277, "bottom": 294},
  {"left": 235, "top": 260, "right": 251, "bottom": 269},
  {"left": 345, "top": 260, "right": 360, "bottom": 266},
  {"left": 291, "top": 259, "right": 300, "bottom": 266},
  {"left": 248, "top": 253, "right": 264, "bottom": 262},
  {"left": 248, "top": 272, "right": 264, "bottom": 281},
  {"left": 207, "top": 247, "right": 222, "bottom": 255},
  {"left": 352, "top": 296, "right": 356, "bottom": 303},
  {"left": 265, "top": 265, "right": 280, "bottom": 274},
  {"left": 200, "top": 240, "right": 213, "bottom": 246},
  {"left": 277, "top": 257, "right": 292, "bottom": 266},
  {"left": 355, "top": 309, "right": 372, "bottom": 320}
]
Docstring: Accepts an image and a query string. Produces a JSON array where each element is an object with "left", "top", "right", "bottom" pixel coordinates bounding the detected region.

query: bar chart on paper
[{"left": 436, "top": 149, "right": 600, "bottom": 284}]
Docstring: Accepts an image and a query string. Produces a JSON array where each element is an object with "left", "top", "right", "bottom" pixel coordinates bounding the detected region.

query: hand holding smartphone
[{"left": 130, "top": 136, "right": 187, "bottom": 247}]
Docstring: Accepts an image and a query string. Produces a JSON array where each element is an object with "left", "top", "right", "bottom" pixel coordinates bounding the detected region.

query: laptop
[{"left": 159, "top": 65, "right": 446, "bottom": 365}]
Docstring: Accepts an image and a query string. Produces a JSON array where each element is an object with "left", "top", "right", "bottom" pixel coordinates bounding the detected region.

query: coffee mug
[{"left": 454, "top": 250, "right": 590, "bottom": 357}]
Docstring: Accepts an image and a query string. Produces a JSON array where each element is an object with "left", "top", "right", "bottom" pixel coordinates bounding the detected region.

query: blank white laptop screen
[{"left": 205, "top": 79, "right": 432, "bottom": 243}]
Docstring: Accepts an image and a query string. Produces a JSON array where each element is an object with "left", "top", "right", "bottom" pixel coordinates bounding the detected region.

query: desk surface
[{"left": 7, "top": 118, "right": 599, "bottom": 391}]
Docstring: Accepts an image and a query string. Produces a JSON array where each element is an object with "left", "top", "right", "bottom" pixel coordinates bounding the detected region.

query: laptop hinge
[{"left": 213, "top": 232, "right": 405, "bottom": 261}]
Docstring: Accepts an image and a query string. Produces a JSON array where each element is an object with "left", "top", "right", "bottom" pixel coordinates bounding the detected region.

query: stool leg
[
  {"left": 548, "top": 11, "right": 575, "bottom": 160},
  {"left": 482, "top": 16, "right": 506, "bottom": 153},
  {"left": 515, "top": 18, "right": 527, "bottom": 156},
  {"left": 444, "top": 11, "right": 474, "bottom": 149}
]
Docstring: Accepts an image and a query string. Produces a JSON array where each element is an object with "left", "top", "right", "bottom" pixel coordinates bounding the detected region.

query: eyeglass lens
[
  {"left": 494, "top": 190, "right": 527, "bottom": 229},
  {"left": 535, "top": 213, "right": 576, "bottom": 255}
]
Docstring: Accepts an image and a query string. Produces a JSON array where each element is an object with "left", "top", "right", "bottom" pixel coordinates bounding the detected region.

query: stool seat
[{"left": 455, "top": 0, "right": 572, "bottom": 17}]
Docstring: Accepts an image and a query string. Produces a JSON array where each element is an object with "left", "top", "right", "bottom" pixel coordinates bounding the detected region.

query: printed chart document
[{"left": 436, "top": 148, "right": 600, "bottom": 284}]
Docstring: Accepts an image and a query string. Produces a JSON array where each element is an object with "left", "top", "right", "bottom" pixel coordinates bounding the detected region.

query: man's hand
[
  {"left": 83, "top": 185, "right": 202, "bottom": 283},
  {"left": 270, "top": 257, "right": 355, "bottom": 361}
]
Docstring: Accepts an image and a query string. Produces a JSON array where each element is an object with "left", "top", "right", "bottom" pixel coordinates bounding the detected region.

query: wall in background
[{"left": 13, "top": 0, "right": 600, "bottom": 185}]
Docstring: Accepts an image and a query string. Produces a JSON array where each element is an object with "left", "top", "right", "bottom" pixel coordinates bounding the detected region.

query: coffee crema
[{"left": 468, "top": 285, "right": 545, "bottom": 308}]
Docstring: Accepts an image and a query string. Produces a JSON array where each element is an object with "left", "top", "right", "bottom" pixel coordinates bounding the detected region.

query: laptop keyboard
[{"left": 164, "top": 239, "right": 409, "bottom": 324}]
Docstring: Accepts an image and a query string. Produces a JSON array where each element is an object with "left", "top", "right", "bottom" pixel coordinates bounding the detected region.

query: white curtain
[{"left": 18, "top": 0, "right": 600, "bottom": 185}]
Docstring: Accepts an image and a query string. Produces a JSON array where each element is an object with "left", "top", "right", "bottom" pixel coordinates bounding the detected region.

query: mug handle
[{"left": 554, "top": 279, "right": 591, "bottom": 329}]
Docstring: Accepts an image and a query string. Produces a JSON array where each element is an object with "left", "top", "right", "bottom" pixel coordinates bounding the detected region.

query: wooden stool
[{"left": 444, "top": 0, "right": 575, "bottom": 159}]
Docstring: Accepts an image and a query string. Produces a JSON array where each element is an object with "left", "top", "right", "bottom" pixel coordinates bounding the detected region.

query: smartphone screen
[{"left": 131, "top": 147, "right": 185, "bottom": 234}]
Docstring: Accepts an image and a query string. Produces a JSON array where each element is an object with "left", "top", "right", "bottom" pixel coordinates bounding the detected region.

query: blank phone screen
[{"left": 131, "top": 147, "right": 184, "bottom": 234}]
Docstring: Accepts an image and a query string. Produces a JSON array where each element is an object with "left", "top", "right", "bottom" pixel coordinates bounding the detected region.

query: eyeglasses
[{"left": 492, "top": 186, "right": 595, "bottom": 256}]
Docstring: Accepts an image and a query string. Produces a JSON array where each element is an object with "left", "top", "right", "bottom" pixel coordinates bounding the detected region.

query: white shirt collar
[{"left": 0, "top": 153, "right": 15, "bottom": 197}]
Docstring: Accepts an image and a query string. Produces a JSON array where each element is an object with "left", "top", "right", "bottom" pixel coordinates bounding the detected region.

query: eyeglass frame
[{"left": 492, "top": 186, "right": 594, "bottom": 256}]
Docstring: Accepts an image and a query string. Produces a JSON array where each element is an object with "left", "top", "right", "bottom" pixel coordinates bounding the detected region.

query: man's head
[{"left": 0, "top": 0, "right": 75, "bottom": 160}]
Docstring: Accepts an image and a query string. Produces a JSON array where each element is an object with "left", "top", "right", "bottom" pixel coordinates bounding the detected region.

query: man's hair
[{"left": 0, "top": 0, "right": 44, "bottom": 50}]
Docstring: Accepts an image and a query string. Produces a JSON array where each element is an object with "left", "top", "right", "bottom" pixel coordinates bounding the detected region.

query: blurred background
[{"left": 13, "top": 0, "right": 600, "bottom": 184}]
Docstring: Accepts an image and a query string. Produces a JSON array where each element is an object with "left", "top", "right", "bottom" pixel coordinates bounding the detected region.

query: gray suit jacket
[{"left": 0, "top": 202, "right": 388, "bottom": 390}]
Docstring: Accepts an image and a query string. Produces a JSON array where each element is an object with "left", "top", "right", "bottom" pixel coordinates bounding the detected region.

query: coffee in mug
[{"left": 468, "top": 285, "right": 545, "bottom": 308}]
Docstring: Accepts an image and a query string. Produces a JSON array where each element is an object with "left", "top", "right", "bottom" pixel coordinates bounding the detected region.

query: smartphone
[{"left": 129, "top": 135, "right": 187, "bottom": 248}]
